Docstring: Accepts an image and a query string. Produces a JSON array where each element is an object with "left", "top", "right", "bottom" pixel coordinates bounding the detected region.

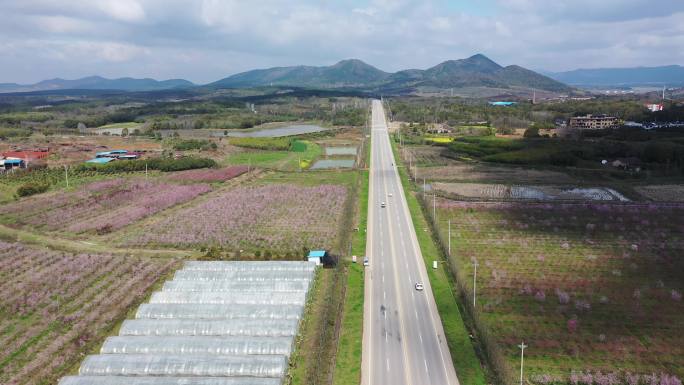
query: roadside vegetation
[{"left": 333, "top": 168, "right": 368, "bottom": 385}]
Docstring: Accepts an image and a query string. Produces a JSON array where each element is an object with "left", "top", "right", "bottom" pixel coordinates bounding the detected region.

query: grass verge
[
  {"left": 392, "top": 140, "right": 487, "bottom": 385},
  {"left": 332, "top": 169, "right": 369, "bottom": 385}
]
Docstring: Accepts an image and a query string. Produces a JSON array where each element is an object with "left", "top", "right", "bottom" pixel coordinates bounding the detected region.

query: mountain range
[
  {"left": 0, "top": 54, "right": 571, "bottom": 95},
  {"left": 0, "top": 76, "right": 194, "bottom": 93},
  {"left": 547, "top": 65, "right": 684, "bottom": 87},
  {"left": 210, "top": 54, "right": 571, "bottom": 92}
]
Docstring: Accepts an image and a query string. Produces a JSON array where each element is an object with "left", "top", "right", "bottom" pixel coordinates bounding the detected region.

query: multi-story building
[{"left": 568, "top": 115, "right": 620, "bottom": 130}]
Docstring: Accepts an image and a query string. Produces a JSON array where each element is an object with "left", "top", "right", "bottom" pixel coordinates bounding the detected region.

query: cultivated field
[
  {"left": 434, "top": 200, "right": 684, "bottom": 383},
  {"left": 165, "top": 165, "right": 248, "bottom": 183},
  {"left": 635, "top": 185, "right": 684, "bottom": 202},
  {"left": 433, "top": 182, "right": 629, "bottom": 201},
  {"left": 0, "top": 178, "right": 212, "bottom": 235},
  {"left": 0, "top": 240, "right": 177, "bottom": 385},
  {"left": 125, "top": 183, "right": 348, "bottom": 253},
  {"left": 407, "top": 147, "right": 575, "bottom": 185}
]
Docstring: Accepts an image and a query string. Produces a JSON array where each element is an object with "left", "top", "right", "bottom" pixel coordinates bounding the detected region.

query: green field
[
  {"left": 225, "top": 140, "right": 322, "bottom": 171},
  {"left": 96, "top": 122, "right": 141, "bottom": 129}
]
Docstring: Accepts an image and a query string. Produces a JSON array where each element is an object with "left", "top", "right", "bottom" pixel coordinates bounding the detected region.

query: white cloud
[
  {"left": 97, "top": 0, "right": 146, "bottom": 23},
  {"left": 0, "top": 0, "right": 683, "bottom": 83}
]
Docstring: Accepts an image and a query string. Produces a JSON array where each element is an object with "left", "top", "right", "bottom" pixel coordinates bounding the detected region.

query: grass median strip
[{"left": 392, "top": 141, "right": 487, "bottom": 385}]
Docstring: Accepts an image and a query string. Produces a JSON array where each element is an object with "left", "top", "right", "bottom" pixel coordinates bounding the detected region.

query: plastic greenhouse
[
  {"left": 59, "top": 377, "right": 282, "bottom": 385},
  {"left": 173, "top": 269, "right": 315, "bottom": 282},
  {"left": 135, "top": 304, "right": 304, "bottom": 320},
  {"left": 78, "top": 354, "right": 287, "bottom": 377},
  {"left": 162, "top": 279, "right": 310, "bottom": 293},
  {"left": 183, "top": 261, "right": 316, "bottom": 272},
  {"left": 58, "top": 261, "right": 316, "bottom": 384},
  {"left": 119, "top": 318, "right": 300, "bottom": 337},
  {"left": 101, "top": 336, "right": 294, "bottom": 356},
  {"left": 150, "top": 291, "right": 307, "bottom": 306}
]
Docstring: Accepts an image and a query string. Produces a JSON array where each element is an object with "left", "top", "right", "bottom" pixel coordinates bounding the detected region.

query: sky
[{"left": 1, "top": 0, "right": 683, "bottom": 84}]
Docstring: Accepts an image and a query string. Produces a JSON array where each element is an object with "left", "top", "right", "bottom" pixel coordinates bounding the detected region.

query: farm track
[{"left": 0, "top": 222, "right": 193, "bottom": 258}]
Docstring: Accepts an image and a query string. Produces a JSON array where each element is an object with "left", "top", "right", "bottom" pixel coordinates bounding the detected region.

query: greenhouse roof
[{"left": 59, "top": 261, "right": 316, "bottom": 385}]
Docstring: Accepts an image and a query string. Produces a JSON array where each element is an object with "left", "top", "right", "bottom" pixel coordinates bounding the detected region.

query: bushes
[
  {"left": 483, "top": 148, "right": 579, "bottom": 166},
  {"left": 76, "top": 157, "right": 217, "bottom": 173},
  {"left": 171, "top": 139, "right": 217, "bottom": 151},
  {"left": 229, "top": 137, "right": 291, "bottom": 151},
  {"left": 290, "top": 140, "right": 308, "bottom": 152},
  {"left": 16, "top": 182, "right": 50, "bottom": 197},
  {"left": 229, "top": 137, "right": 308, "bottom": 152}
]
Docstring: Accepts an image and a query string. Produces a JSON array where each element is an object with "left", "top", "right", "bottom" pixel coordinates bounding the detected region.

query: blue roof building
[
  {"left": 96, "top": 150, "right": 128, "bottom": 158},
  {"left": 307, "top": 250, "right": 327, "bottom": 266},
  {"left": 1, "top": 158, "right": 26, "bottom": 170},
  {"left": 489, "top": 101, "right": 517, "bottom": 106},
  {"left": 86, "top": 157, "right": 117, "bottom": 164}
]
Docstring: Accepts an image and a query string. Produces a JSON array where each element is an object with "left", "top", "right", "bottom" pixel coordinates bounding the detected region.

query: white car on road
[
  {"left": 380, "top": 201, "right": 386, "bottom": 208},
  {"left": 415, "top": 282, "right": 424, "bottom": 291}
]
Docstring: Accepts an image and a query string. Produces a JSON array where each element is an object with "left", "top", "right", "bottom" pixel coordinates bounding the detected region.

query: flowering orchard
[
  {"left": 166, "top": 166, "right": 249, "bottom": 183},
  {"left": 434, "top": 200, "right": 684, "bottom": 383},
  {"left": 0, "top": 178, "right": 211, "bottom": 234},
  {"left": 127, "top": 184, "right": 347, "bottom": 253},
  {"left": 0, "top": 240, "right": 177, "bottom": 385}
]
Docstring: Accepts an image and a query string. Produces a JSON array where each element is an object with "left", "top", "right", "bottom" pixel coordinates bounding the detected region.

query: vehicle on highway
[
  {"left": 363, "top": 257, "right": 369, "bottom": 266},
  {"left": 388, "top": 193, "right": 393, "bottom": 197},
  {"left": 415, "top": 282, "right": 424, "bottom": 291},
  {"left": 381, "top": 201, "right": 386, "bottom": 208}
]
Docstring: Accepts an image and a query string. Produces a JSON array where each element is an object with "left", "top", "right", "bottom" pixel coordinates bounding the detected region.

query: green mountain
[
  {"left": 210, "top": 59, "right": 390, "bottom": 88},
  {"left": 0, "top": 76, "right": 194, "bottom": 93},
  {"left": 211, "top": 54, "right": 570, "bottom": 93}
]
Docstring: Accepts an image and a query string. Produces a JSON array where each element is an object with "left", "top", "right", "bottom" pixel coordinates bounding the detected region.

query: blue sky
[{"left": 0, "top": 0, "right": 683, "bottom": 84}]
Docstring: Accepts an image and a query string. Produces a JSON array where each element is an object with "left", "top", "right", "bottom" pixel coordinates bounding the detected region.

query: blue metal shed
[
  {"left": 307, "top": 250, "right": 327, "bottom": 265},
  {"left": 86, "top": 157, "right": 116, "bottom": 164}
]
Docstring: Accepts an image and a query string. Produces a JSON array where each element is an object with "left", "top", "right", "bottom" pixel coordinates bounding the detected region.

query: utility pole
[
  {"left": 64, "top": 165, "right": 69, "bottom": 188},
  {"left": 448, "top": 219, "right": 451, "bottom": 256},
  {"left": 518, "top": 342, "right": 528, "bottom": 385},
  {"left": 473, "top": 260, "right": 479, "bottom": 307},
  {"left": 433, "top": 194, "right": 436, "bottom": 219}
]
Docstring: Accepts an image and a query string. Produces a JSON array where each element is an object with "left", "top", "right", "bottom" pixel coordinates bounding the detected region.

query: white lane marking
[
  {"left": 424, "top": 359, "right": 429, "bottom": 373},
  {"left": 415, "top": 309, "right": 419, "bottom": 319},
  {"left": 405, "top": 262, "right": 409, "bottom": 269},
  {"left": 419, "top": 333, "right": 423, "bottom": 343},
  {"left": 385, "top": 330, "right": 388, "bottom": 342},
  {"left": 382, "top": 274, "right": 385, "bottom": 283},
  {"left": 386, "top": 358, "right": 390, "bottom": 372},
  {"left": 383, "top": 290, "right": 386, "bottom": 300}
]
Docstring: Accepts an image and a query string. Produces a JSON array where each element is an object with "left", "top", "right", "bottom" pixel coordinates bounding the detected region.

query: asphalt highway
[{"left": 361, "top": 100, "right": 459, "bottom": 385}]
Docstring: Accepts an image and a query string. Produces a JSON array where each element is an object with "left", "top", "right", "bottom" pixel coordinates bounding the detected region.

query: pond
[
  {"left": 310, "top": 159, "right": 355, "bottom": 170},
  {"left": 216, "top": 125, "right": 331, "bottom": 138},
  {"left": 325, "top": 147, "right": 357, "bottom": 156}
]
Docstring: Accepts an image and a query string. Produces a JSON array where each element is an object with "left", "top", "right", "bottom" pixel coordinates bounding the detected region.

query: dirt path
[{"left": 0, "top": 223, "right": 194, "bottom": 258}]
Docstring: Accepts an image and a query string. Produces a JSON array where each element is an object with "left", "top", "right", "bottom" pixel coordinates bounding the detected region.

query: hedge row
[{"left": 75, "top": 157, "right": 217, "bottom": 173}]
